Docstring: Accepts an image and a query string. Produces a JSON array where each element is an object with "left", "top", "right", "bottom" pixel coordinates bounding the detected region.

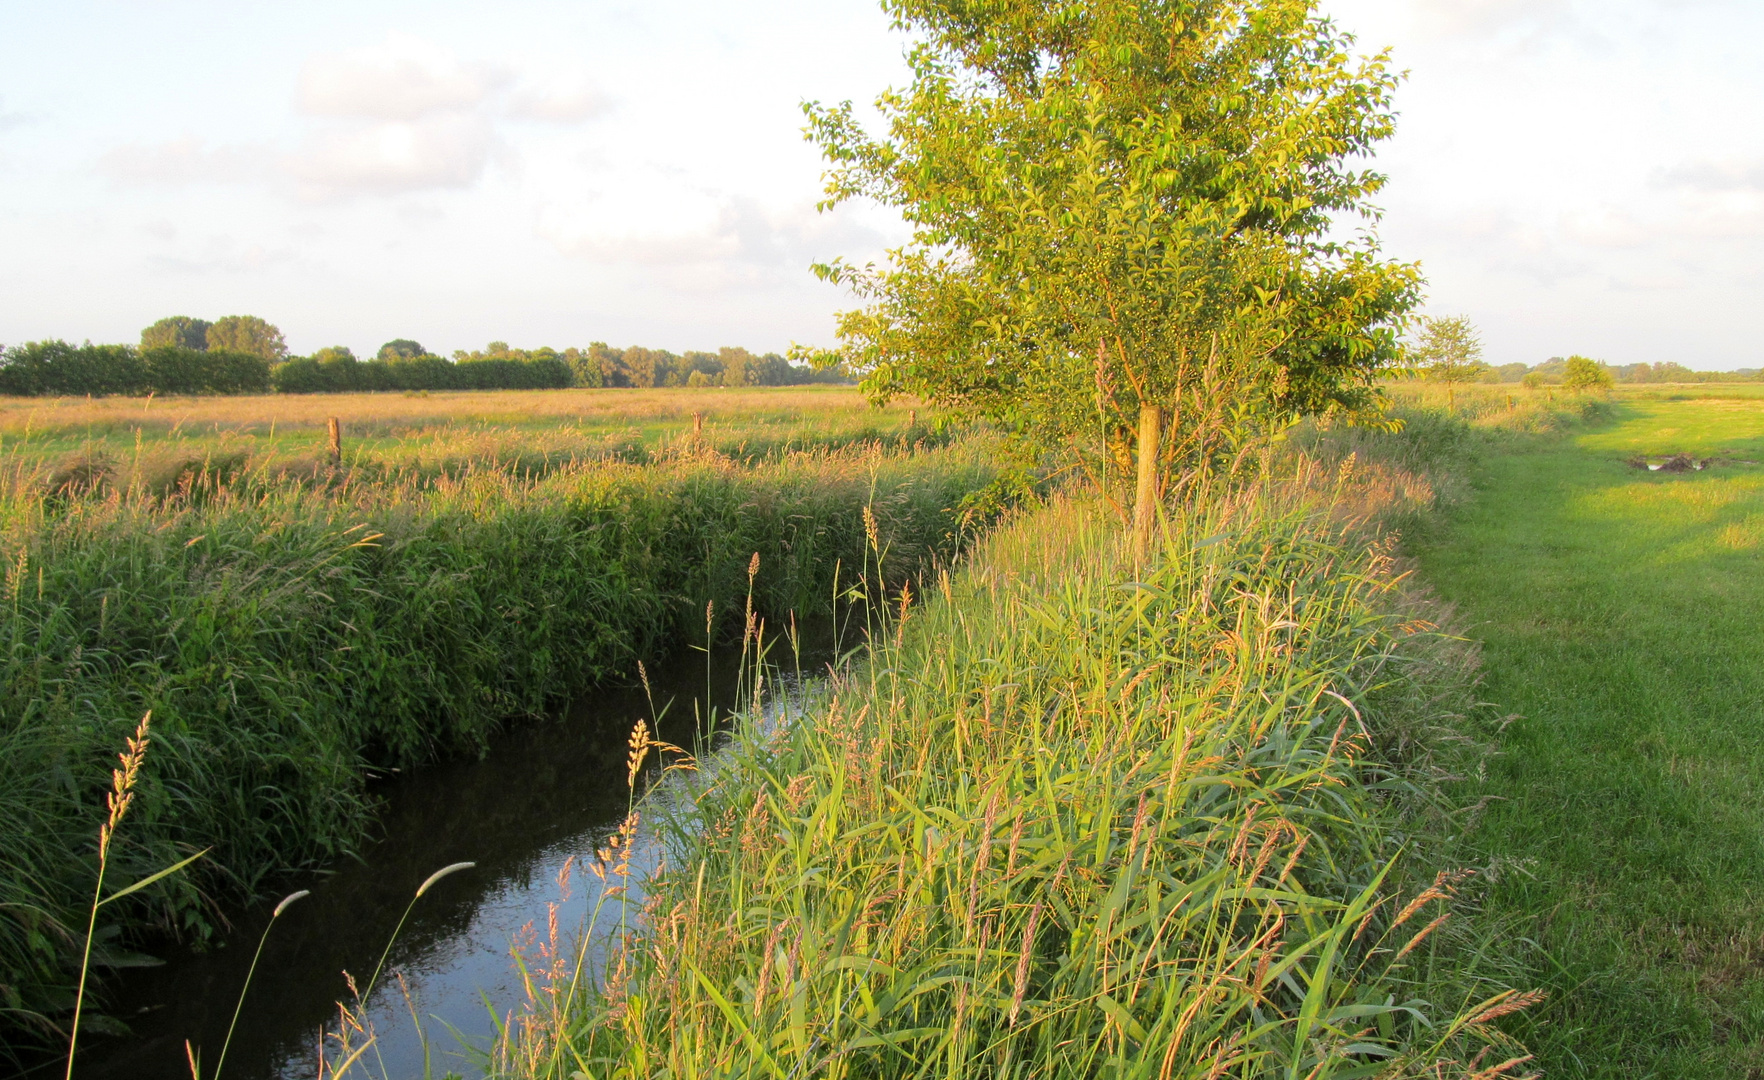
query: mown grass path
[{"left": 1415, "top": 395, "right": 1764, "bottom": 1077}]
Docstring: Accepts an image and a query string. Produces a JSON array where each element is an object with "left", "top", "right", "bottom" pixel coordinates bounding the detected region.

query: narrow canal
[{"left": 67, "top": 637, "right": 821, "bottom": 1079}]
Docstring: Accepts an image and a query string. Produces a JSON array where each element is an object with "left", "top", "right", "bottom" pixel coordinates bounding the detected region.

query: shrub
[
  {"left": 0, "top": 341, "right": 148, "bottom": 396},
  {"left": 1563, "top": 355, "right": 1614, "bottom": 391}
]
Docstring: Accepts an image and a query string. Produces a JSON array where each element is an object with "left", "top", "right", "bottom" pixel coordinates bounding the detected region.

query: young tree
[
  {"left": 141, "top": 316, "right": 211, "bottom": 351},
  {"left": 1409, "top": 315, "right": 1486, "bottom": 404},
  {"left": 207, "top": 315, "right": 289, "bottom": 361},
  {"left": 1562, "top": 355, "right": 1614, "bottom": 391},
  {"left": 807, "top": 0, "right": 1419, "bottom": 555}
]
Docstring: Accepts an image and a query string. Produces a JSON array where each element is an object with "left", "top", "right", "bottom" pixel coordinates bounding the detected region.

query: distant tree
[
  {"left": 378, "top": 339, "right": 427, "bottom": 361},
  {"left": 1521, "top": 371, "right": 1544, "bottom": 390},
  {"left": 1490, "top": 362, "right": 1529, "bottom": 384},
  {"left": 141, "top": 316, "right": 211, "bottom": 351},
  {"left": 621, "top": 347, "right": 675, "bottom": 389},
  {"left": 1531, "top": 357, "right": 1568, "bottom": 383},
  {"left": 1562, "top": 355, "right": 1614, "bottom": 391},
  {"left": 0, "top": 341, "right": 147, "bottom": 396},
  {"left": 588, "top": 343, "right": 628, "bottom": 387},
  {"left": 1620, "top": 361, "right": 1695, "bottom": 384},
  {"left": 1410, "top": 317, "right": 1488, "bottom": 397},
  {"left": 207, "top": 316, "right": 289, "bottom": 361},
  {"left": 677, "top": 351, "right": 722, "bottom": 387}
]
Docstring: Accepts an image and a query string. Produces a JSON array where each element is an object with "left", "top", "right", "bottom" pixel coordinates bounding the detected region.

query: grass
[
  {"left": 462, "top": 455, "right": 1539, "bottom": 1080},
  {"left": 0, "top": 386, "right": 934, "bottom": 495},
  {"left": 0, "top": 414, "right": 1001, "bottom": 1049},
  {"left": 1397, "top": 389, "right": 1764, "bottom": 1076}
]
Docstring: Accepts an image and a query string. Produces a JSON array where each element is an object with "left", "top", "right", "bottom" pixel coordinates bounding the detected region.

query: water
[{"left": 65, "top": 641, "right": 813, "bottom": 1080}]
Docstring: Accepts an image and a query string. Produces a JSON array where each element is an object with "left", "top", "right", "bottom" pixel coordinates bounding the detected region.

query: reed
[
  {"left": 487, "top": 460, "right": 1539, "bottom": 1078},
  {"left": 0, "top": 432, "right": 1002, "bottom": 1041}
]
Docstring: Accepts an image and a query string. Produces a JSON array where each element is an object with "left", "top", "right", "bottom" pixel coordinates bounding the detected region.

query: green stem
[{"left": 64, "top": 841, "right": 108, "bottom": 1080}]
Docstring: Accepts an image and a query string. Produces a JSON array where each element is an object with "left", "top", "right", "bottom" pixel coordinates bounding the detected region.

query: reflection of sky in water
[
  {"left": 72, "top": 646, "right": 810, "bottom": 1080},
  {"left": 294, "top": 806, "right": 665, "bottom": 1079}
]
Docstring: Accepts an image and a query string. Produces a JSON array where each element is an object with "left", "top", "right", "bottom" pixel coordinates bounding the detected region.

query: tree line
[
  {"left": 0, "top": 316, "right": 850, "bottom": 397},
  {"left": 1408, "top": 315, "right": 1760, "bottom": 391}
]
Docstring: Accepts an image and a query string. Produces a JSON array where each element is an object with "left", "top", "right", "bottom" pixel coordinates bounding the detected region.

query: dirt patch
[{"left": 1628, "top": 453, "right": 1708, "bottom": 472}]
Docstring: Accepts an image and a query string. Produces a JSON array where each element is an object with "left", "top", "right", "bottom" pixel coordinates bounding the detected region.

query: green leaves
[{"left": 808, "top": 0, "right": 1421, "bottom": 491}]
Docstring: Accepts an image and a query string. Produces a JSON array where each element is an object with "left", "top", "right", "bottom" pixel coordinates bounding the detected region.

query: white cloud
[
  {"left": 99, "top": 37, "right": 612, "bottom": 201},
  {"left": 99, "top": 136, "right": 272, "bottom": 185},
  {"left": 536, "top": 173, "right": 890, "bottom": 293},
  {"left": 505, "top": 71, "right": 609, "bottom": 123},
  {"left": 1662, "top": 158, "right": 1764, "bottom": 194},
  {"left": 291, "top": 115, "right": 496, "bottom": 200},
  {"left": 299, "top": 34, "right": 510, "bottom": 120}
]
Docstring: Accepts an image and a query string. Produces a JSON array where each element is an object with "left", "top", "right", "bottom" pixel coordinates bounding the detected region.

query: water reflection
[{"left": 71, "top": 641, "right": 810, "bottom": 1080}]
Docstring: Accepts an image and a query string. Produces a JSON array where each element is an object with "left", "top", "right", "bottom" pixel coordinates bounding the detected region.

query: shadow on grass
[{"left": 1415, "top": 410, "right": 1764, "bottom": 1079}]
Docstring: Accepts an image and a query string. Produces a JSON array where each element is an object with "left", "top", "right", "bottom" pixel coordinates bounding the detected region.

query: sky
[{"left": 0, "top": 0, "right": 1759, "bottom": 368}]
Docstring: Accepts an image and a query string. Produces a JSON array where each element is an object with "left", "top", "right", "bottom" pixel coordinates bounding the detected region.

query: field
[
  {"left": 16, "top": 379, "right": 1762, "bottom": 1078},
  {"left": 0, "top": 386, "right": 929, "bottom": 495},
  {"left": 1407, "top": 387, "right": 1764, "bottom": 1076},
  {"left": 0, "top": 386, "right": 1003, "bottom": 1048}
]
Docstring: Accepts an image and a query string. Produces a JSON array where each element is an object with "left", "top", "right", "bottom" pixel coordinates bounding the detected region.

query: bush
[
  {"left": 270, "top": 352, "right": 573, "bottom": 393},
  {"left": 140, "top": 347, "right": 271, "bottom": 395},
  {"left": 0, "top": 342, "right": 268, "bottom": 397},
  {"left": 1563, "top": 355, "right": 1614, "bottom": 391},
  {"left": 0, "top": 341, "right": 148, "bottom": 396}
]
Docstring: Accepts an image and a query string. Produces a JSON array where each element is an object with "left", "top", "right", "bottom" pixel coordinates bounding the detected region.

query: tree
[
  {"left": 1562, "top": 355, "right": 1613, "bottom": 391},
  {"left": 807, "top": 0, "right": 1419, "bottom": 556},
  {"left": 207, "top": 316, "right": 289, "bottom": 361},
  {"left": 1409, "top": 316, "right": 1486, "bottom": 402},
  {"left": 379, "top": 339, "right": 427, "bottom": 361},
  {"left": 141, "top": 316, "right": 210, "bottom": 351}
]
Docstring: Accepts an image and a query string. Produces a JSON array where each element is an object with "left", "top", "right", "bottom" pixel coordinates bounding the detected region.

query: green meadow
[{"left": 1413, "top": 390, "right": 1764, "bottom": 1077}]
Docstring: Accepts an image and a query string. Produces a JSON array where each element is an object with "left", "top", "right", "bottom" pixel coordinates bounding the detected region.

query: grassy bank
[
  {"left": 476, "top": 462, "right": 1535, "bottom": 1079},
  {"left": 1403, "top": 389, "right": 1764, "bottom": 1076},
  {"left": 0, "top": 434, "right": 998, "bottom": 1042}
]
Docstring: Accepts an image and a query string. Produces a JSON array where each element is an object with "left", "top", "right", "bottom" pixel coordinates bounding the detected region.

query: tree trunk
[{"left": 1131, "top": 402, "right": 1163, "bottom": 562}]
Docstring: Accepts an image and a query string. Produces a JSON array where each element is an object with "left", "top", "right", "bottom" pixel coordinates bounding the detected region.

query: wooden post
[
  {"left": 907, "top": 409, "right": 917, "bottom": 430},
  {"left": 1131, "top": 402, "right": 1162, "bottom": 563},
  {"left": 327, "top": 417, "right": 342, "bottom": 466}
]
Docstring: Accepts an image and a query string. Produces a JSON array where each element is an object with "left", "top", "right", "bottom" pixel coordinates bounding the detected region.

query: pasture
[
  {"left": 1413, "top": 390, "right": 1764, "bottom": 1077},
  {"left": 0, "top": 385, "right": 923, "bottom": 495}
]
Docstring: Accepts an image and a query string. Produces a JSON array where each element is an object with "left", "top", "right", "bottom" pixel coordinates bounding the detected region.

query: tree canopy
[
  {"left": 140, "top": 316, "right": 211, "bottom": 351},
  {"left": 206, "top": 315, "right": 289, "bottom": 361},
  {"left": 807, "top": 0, "right": 1420, "bottom": 545}
]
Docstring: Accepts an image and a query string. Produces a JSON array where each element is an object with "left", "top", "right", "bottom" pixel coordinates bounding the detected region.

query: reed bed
[
  {"left": 0, "top": 434, "right": 999, "bottom": 1041},
  {"left": 486, "top": 463, "right": 1536, "bottom": 1079}
]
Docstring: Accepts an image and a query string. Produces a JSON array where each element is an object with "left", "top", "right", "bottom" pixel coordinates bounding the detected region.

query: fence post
[{"left": 328, "top": 417, "right": 342, "bottom": 466}]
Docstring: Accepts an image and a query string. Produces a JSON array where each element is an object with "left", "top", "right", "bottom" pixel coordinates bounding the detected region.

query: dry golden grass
[
  {"left": 0, "top": 385, "right": 938, "bottom": 497},
  {"left": 0, "top": 385, "right": 889, "bottom": 440}
]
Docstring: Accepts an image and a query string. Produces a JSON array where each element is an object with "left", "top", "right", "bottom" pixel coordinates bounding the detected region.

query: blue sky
[{"left": 1, "top": 0, "right": 1759, "bottom": 367}]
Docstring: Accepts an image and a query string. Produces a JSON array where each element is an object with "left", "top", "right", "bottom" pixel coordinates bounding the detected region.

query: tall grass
[
  {"left": 0, "top": 435, "right": 1000, "bottom": 1043},
  {"left": 487, "top": 463, "right": 1537, "bottom": 1079},
  {"left": 0, "top": 386, "right": 946, "bottom": 503}
]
